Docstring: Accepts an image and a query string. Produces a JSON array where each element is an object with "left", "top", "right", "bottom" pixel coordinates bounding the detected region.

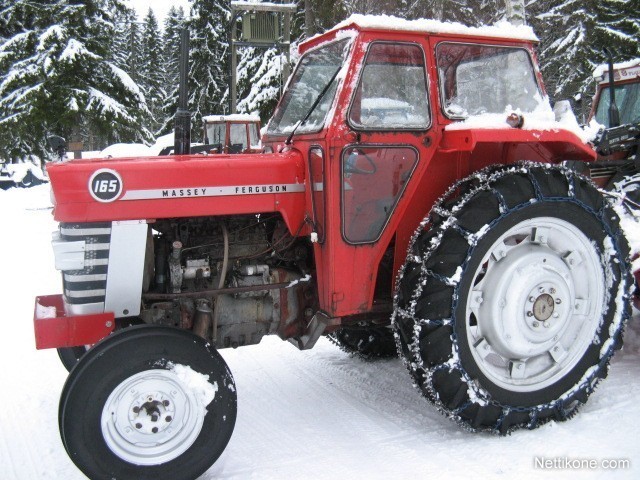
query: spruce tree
[
  {"left": 236, "top": 47, "right": 283, "bottom": 119},
  {"left": 529, "top": 0, "right": 640, "bottom": 103},
  {"left": 189, "top": 0, "right": 230, "bottom": 132},
  {"left": 140, "top": 8, "right": 165, "bottom": 134},
  {"left": 0, "top": 0, "right": 150, "bottom": 161},
  {"left": 158, "top": 6, "right": 186, "bottom": 136}
]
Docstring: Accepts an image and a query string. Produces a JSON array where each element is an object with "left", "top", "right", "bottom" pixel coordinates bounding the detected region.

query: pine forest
[{"left": 0, "top": 0, "right": 638, "bottom": 163}]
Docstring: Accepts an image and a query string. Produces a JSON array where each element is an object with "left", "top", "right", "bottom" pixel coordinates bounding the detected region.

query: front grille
[{"left": 60, "top": 222, "right": 111, "bottom": 305}]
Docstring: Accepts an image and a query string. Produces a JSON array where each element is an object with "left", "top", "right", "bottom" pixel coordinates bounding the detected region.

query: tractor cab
[
  {"left": 591, "top": 59, "right": 640, "bottom": 128},
  {"left": 202, "top": 114, "right": 261, "bottom": 154}
]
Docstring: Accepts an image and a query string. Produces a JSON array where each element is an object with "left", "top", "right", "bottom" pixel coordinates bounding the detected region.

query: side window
[
  {"left": 437, "top": 43, "right": 541, "bottom": 117},
  {"left": 342, "top": 146, "right": 417, "bottom": 243},
  {"left": 309, "top": 147, "right": 325, "bottom": 243},
  {"left": 249, "top": 123, "right": 260, "bottom": 148},
  {"left": 349, "top": 43, "right": 430, "bottom": 130},
  {"left": 229, "top": 124, "right": 248, "bottom": 153}
]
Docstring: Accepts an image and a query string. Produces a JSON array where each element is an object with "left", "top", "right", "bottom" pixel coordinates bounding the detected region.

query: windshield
[
  {"left": 267, "top": 38, "right": 351, "bottom": 135},
  {"left": 437, "top": 43, "right": 542, "bottom": 117},
  {"left": 595, "top": 82, "right": 640, "bottom": 127},
  {"left": 205, "top": 123, "right": 226, "bottom": 146}
]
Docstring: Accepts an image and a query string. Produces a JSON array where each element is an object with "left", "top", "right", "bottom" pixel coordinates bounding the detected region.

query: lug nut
[
  {"left": 152, "top": 427, "right": 158, "bottom": 434},
  {"left": 550, "top": 288, "right": 556, "bottom": 294},
  {"left": 527, "top": 311, "right": 533, "bottom": 317},
  {"left": 132, "top": 406, "right": 140, "bottom": 414},
  {"left": 529, "top": 296, "right": 535, "bottom": 302},
  {"left": 539, "top": 287, "right": 545, "bottom": 293},
  {"left": 543, "top": 322, "right": 550, "bottom": 328},
  {"left": 555, "top": 298, "right": 562, "bottom": 304},
  {"left": 166, "top": 416, "right": 172, "bottom": 422},
  {"left": 533, "top": 321, "right": 540, "bottom": 328},
  {"left": 135, "top": 423, "right": 142, "bottom": 429},
  {"left": 151, "top": 414, "right": 159, "bottom": 422},
  {"left": 163, "top": 400, "right": 170, "bottom": 407}
]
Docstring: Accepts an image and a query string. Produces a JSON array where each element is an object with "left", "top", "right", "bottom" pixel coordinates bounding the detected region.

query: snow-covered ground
[{"left": 2, "top": 184, "right": 639, "bottom": 480}]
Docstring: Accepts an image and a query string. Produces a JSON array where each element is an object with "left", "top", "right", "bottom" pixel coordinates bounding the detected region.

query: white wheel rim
[
  {"left": 464, "top": 217, "right": 605, "bottom": 392},
  {"left": 101, "top": 369, "right": 205, "bottom": 466}
]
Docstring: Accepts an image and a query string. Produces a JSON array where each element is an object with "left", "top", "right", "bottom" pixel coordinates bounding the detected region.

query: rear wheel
[
  {"left": 59, "top": 325, "right": 236, "bottom": 479},
  {"left": 394, "top": 164, "right": 632, "bottom": 433},
  {"left": 329, "top": 325, "right": 397, "bottom": 358}
]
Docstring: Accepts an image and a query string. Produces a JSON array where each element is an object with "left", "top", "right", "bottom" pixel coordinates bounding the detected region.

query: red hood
[{"left": 47, "top": 151, "right": 307, "bottom": 232}]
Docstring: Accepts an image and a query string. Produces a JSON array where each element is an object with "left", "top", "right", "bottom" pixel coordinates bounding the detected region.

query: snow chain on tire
[
  {"left": 393, "top": 163, "right": 632, "bottom": 434},
  {"left": 328, "top": 325, "right": 398, "bottom": 359}
]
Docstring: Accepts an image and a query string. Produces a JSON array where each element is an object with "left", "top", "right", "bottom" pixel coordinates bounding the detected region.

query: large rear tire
[
  {"left": 394, "top": 164, "right": 632, "bottom": 433},
  {"left": 59, "top": 325, "right": 237, "bottom": 479}
]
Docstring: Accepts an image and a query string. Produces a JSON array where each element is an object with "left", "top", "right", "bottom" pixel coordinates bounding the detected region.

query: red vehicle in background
[{"left": 202, "top": 114, "right": 262, "bottom": 154}]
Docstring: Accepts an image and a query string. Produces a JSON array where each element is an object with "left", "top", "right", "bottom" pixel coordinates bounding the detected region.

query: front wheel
[
  {"left": 59, "top": 325, "right": 237, "bottom": 479},
  {"left": 394, "top": 164, "right": 632, "bottom": 433},
  {"left": 57, "top": 345, "right": 89, "bottom": 372}
]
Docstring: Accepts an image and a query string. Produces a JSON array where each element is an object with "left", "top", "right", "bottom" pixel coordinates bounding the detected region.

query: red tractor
[{"left": 35, "top": 15, "right": 634, "bottom": 479}]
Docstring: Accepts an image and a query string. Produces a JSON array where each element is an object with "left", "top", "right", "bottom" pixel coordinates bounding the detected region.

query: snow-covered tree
[
  {"left": 140, "top": 8, "right": 165, "bottom": 134},
  {"left": 189, "top": 0, "right": 230, "bottom": 131},
  {"left": 158, "top": 5, "right": 186, "bottom": 136},
  {"left": 236, "top": 47, "right": 283, "bottom": 119},
  {"left": 530, "top": 0, "right": 640, "bottom": 103},
  {"left": 0, "top": 0, "right": 151, "bottom": 161}
]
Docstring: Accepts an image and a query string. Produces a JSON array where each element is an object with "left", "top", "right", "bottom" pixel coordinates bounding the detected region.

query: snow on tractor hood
[{"left": 46, "top": 151, "right": 307, "bottom": 231}]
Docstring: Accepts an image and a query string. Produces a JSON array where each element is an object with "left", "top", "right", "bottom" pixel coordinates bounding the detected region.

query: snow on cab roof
[
  {"left": 593, "top": 58, "right": 640, "bottom": 81},
  {"left": 330, "top": 14, "right": 539, "bottom": 42},
  {"left": 202, "top": 114, "right": 261, "bottom": 122}
]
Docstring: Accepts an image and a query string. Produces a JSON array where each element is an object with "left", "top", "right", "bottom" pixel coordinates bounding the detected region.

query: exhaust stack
[{"left": 174, "top": 28, "right": 191, "bottom": 155}]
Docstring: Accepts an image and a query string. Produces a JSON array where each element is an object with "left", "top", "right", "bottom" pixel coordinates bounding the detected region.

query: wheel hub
[
  {"left": 465, "top": 217, "right": 604, "bottom": 392},
  {"left": 476, "top": 246, "right": 573, "bottom": 360},
  {"left": 532, "top": 293, "right": 554, "bottom": 321},
  {"left": 129, "top": 393, "right": 175, "bottom": 435},
  {"left": 101, "top": 369, "right": 206, "bottom": 466}
]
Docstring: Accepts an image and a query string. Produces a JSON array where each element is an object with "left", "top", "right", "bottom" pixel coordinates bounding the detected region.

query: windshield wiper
[{"left": 285, "top": 66, "right": 342, "bottom": 145}]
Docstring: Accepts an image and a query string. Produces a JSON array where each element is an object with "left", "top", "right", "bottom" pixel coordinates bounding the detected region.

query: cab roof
[{"left": 300, "top": 14, "right": 539, "bottom": 54}]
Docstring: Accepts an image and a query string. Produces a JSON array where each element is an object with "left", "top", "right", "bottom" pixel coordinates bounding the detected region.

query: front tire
[
  {"left": 59, "top": 325, "right": 237, "bottom": 479},
  {"left": 394, "top": 164, "right": 632, "bottom": 433},
  {"left": 57, "top": 345, "right": 89, "bottom": 372}
]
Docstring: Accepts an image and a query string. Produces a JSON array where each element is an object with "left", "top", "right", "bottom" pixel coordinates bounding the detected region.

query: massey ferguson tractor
[{"left": 34, "top": 15, "right": 637, "bottom": 480}]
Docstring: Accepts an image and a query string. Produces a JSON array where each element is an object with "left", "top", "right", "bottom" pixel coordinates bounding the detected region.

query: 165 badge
[{"left": 88, "top": 169, "right": 123, "bottom": 202}]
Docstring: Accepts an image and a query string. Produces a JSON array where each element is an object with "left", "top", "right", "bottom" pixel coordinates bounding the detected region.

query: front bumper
[{"left": 33, "top": 294, "right": 114, "bottom": 349}]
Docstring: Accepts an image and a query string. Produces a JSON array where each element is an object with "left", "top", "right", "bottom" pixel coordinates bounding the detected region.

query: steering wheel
[{"left": 344, "top": 150, "right": 377, "bottom": 175}]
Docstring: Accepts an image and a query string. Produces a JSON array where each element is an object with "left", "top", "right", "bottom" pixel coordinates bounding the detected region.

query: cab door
[{"left": 323, "top": 38, "right": 438, "bottom": 316}]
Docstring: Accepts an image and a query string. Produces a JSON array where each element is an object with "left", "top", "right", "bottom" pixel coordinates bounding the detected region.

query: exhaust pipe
[{"left": 174, "top": 28, "right": 191, "bottom": 155}]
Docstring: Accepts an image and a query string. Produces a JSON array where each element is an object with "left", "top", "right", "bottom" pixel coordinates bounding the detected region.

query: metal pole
[{"left": 229, "top": 10, "right": 238, "bottom": 114}]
